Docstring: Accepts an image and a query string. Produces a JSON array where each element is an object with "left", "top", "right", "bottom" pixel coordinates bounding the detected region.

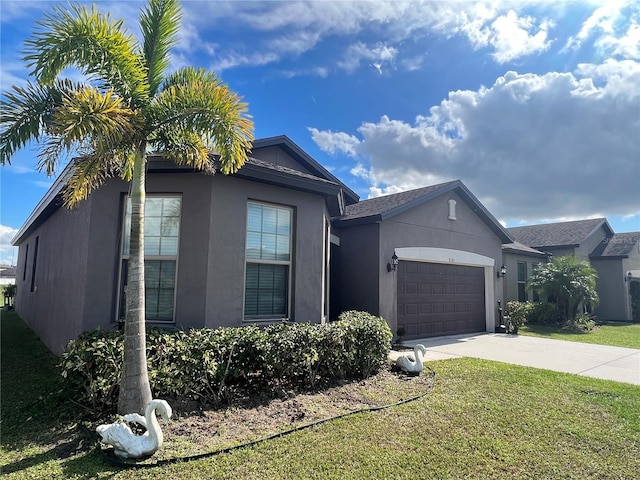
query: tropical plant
[
  {"left": 526, "top": 256, "right": 599, "bottom": 323},
  {"left": 0, "top": 0, "right": 253, "bottom": 414}
]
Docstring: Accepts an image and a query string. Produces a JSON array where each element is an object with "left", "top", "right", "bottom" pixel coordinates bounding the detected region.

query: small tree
[{"left": 527, "top": 256, "right": 599, "bottom": 323}]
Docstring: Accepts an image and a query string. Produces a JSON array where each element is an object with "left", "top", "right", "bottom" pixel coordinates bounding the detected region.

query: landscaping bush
[
  {"left": 505, "top": 301, "right": 533, "bottom": 334},
  {"left": 528, "top": 302, "right": 563, "bottom": 325},
  {"left": 59, "top": 311, "right": 392, "bottom": 413}
]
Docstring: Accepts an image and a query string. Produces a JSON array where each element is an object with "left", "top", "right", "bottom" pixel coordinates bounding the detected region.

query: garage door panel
[{"left": 398, "top": 260, "right": 485, "bottom": 340}]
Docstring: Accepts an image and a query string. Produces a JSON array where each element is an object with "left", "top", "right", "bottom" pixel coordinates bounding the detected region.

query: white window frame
[
  {"left": 243, "top": 201, "right": 293, "bottom": 322},
  {"left": 117, "top": 194, "right": 181, "bottom": 324}
]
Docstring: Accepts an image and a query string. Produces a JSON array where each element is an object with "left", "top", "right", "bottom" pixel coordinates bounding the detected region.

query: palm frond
[
  {"left": 62, "top": 151, "right": 125, "bottom": 208},
  {"left": 162, "top": 66, "right": 220, "bottom": 90},
  {"left": 23, "top": 3, "right": 148, "bottom": 107},
  {"left": 37, "top": 85, "right": 141, "bottom": 175},
  {"left": 150, "top": 76, "right": 254, "bottom": 173},
  {"left": 151, "top": 129, "right": 213, "bottom": 173},
  {"left": 0, "top": 80, "right": 73, "bottom": 165},
  {"left": 140, "top": 0, "right": 181, "bottom": 96}
]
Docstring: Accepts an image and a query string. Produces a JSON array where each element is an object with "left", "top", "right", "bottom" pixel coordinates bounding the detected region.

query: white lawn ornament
[
  {"left": 396, "top": 344, "right": 427, "bottom": 374},
  {"left": 96, "top": 399, "right": 172, "bottom": 459}
]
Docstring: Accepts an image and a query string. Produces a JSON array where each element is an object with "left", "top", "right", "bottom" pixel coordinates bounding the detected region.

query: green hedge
[{"left": 60, "top": 311, "right": 392, "bottom": 412}]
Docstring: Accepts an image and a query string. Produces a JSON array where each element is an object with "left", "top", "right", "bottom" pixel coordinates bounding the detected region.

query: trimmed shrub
[
  {"left": 505, "top": 301, "right": 533, "bottom": 334},
  {"left": 59, "top": 311, "right": 392, "bottom": 413},
  {"left": 528, "top": 302, "right": 563, "bottom": 326}
]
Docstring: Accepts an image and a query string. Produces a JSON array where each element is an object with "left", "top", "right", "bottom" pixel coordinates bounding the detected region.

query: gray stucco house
[
  {"left": 12, "top": 136, "right": 517, "bottom": 353},
  {"left": 12, "top": 136, "right": 359, "bottom": 354},
  {"left": 331, "top": 180, "right": 512, "bottom": 341},
  {"left": 502, "top": 218, "right": 640, "bottom": 321}
]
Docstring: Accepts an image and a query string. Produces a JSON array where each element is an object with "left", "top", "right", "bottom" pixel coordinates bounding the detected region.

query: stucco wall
[
  {"left": 331, "top": 223, "right": 380, "bottom": 317},
  {"left": 15, "top": 198, "right": 93, "bottom": 355},
  {"left": 204, "top": 174, "right": 328, "bottom": 325},
  {"left": 592, "top": 258, "right": 627, "bottom": 320},
  {"left": 501, "top": 253, "right": 545, "bottom": 303},
  {"left": 15, "top": 168, "right": 330, "bottom": 354}
]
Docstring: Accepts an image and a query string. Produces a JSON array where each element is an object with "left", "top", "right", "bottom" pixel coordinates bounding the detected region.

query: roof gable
[
  {"left": 507, "top": 218, "right": 614, "bottom": 249},
  {"left": 333, "top": 180, "right": 513, "bottom": 243},
  {"left": 252, "top": 136, "right": 358, "bottom": 205},
  {"left": 591, "top": 232, "right": 640, "bottom": 258}
]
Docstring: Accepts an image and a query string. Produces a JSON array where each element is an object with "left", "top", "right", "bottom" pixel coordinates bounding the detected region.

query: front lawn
[
  {"left": 520, "top": 322, "right": 640, "bottom": 349},
  {"left": 2, "top": 310, "right": 640, "bottom": 479}
]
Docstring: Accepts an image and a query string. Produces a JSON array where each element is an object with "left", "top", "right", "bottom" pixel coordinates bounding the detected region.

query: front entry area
[{"left": 397, "top": 261, "right": 486, "bottom": 340}]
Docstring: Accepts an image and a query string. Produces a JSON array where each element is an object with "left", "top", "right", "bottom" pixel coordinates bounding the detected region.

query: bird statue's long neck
[
  {"left": 145, "top": 402, "right": 163, "bottom": 446},
  {"left": 415, "top": 346, "right": 424, "bottom": 364}
]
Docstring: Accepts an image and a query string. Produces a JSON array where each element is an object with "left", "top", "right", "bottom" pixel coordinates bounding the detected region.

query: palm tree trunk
[{"left": 118, "top": 148, "right": 153, "bottom": 414}]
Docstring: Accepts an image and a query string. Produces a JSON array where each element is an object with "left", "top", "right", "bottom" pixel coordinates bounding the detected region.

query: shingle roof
[
  {"left": 501, "top": 241, "right": 548, "bottom": 257},
  {"left": 338, "top": 181, "right": 458, "bottom": 221},
  {"left": 598, "top": 232, "right": 640, "bottom": 257},
  {"left": 333, "top": 180, "right": 513, "bottom": 243},
  {"left": 507, "top": 218, "right": 612, "bottom": 248},
  {"left": 244, "top": 157, "right": 339, "bottom": 186}
]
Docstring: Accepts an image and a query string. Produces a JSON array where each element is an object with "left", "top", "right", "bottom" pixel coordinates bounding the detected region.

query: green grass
[
  {"left": 2, "top": 310, "right": 640, "bottom": 479},
  {"left": 520, "top": 322, "right": 640, "bottom": 349}
]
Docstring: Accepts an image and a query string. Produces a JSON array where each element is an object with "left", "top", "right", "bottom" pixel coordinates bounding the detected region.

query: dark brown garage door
[{"left": 397, "top": 261, "right": 485, "bottom": 340}]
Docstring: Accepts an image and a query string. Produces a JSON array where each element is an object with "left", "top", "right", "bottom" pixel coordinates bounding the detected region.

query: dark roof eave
[
  {"left": 235, "top": 162, "right": 343, "bottom": 197},
  {"left": 502, "top": 247, "right": 549, "bottom": 258}
]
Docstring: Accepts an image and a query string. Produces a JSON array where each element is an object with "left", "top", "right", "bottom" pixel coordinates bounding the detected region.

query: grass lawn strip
[
  {"left": 520, "top": 322, "right": 640, "bottom": 349},
  {"left": 2, "top": 311, "right": 639, "bottom": 479}
]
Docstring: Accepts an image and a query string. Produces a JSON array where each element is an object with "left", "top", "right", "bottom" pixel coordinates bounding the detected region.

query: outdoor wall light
[
  {"left": 497, "top": 265, "right": 507, "bottom": 278},
  {"left": 387, "top": 253, "right": 399, "bottom": 272},
  {"left": 625, "top": 271, "right": 633, "bottom": 282}
]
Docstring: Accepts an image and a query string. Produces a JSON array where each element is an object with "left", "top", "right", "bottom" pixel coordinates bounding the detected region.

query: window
[
  {"left": 30, "top": 237, "right": 39, "bottom": 292},
  {"left": 23, "top": 244, "right": 29, "bottom": 282},
  {"left": 532, "top": 262, "right": 540, "bottom": 302},
  {"left": 119, "top": 196, "right": 181, "bottom": 322},
  {"left": 244, "top": 202, "right": 292, "bottom": 319},
  {"left": 517, "top": 261, "right": 527, "bottom": 302}
]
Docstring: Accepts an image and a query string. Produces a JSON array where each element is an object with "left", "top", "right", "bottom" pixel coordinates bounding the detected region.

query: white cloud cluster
[
  {"left": 180, "top": 1, "right": 559, "bottom": 74},
  {"left": 0, "top": 225, "right": 19, "bottom": 266},
  {"left": 311, "top": 59, "right": 640, "bottom": 223}
]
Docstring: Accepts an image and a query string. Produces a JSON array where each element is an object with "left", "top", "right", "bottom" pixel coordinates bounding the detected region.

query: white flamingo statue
[
  {"left": 96, "top": 399, "right": 172, "bottom": 459},
  {"left": 396, "top": 344, "right": 427, "bottom": 374}
]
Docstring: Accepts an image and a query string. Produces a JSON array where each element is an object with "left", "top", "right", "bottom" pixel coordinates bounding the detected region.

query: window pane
[
  {"left": 246, "top": 232, "right": 262, "bottom": 259},
  {"left": 261, "top": 234, "right": 276, "bottom": 260},
  {"left": 517, "top": 262, "right": 527, "bottom": 282},
  {"left": 123, "top": 196, "right": 181, "bottom": 257},
  {"left": 262, "top": 208, "right": 277, "bottom": 234},
  {"left": 145, "top": 197, "right": 163, "bottom": 216},
  {"left": 160, "top": 237, "right": 178, "bottom": 256},
  {"left": 145, "top": 237, "right": 161, "bottom": 256},
  {"left": 277, "top": 209, "right": 291, "bottom": 235},
  {"left": 276, "top": 235, "right": 290, "bottom": 261},
  {"left": 247, "top": 205, "right": 262, "bottom": 232},
  {"left": 244, "top": 263, "right": 288, "bottom": 317}
]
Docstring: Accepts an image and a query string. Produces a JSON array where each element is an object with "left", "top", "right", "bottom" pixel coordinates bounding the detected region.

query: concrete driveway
[{"left": 390, "top": 333, "right": 640, "bottom": 385}]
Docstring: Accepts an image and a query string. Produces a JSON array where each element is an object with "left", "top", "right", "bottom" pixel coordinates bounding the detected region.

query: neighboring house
[
  {"left": 0, "top": 264, "right": 16, "bottom": 286},
  {"left": 331, "top": 180, "right": 512, "bottom": 341},
  {"left": 12, "top": 136, "right": 359, "bottom": 355},
  {"left": 502, "top": 218, "right": 640, "bottom": 321}
]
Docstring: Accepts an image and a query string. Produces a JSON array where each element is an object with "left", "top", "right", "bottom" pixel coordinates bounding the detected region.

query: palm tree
[
  {"left": 527, "top": 255, "right": 599, "bottom": 323},
  {"left": 0, "top": 0, "right": 253, "bottom": 414}
]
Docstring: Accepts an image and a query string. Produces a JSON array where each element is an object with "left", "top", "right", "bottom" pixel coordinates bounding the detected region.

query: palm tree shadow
[{"left": 1, "top": 437, "right": 115, "bottom": 478}]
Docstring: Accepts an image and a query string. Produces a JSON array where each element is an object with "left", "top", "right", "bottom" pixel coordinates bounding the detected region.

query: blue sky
[{"left": 1, "top": 0, "right": 639, "bottom": 265}]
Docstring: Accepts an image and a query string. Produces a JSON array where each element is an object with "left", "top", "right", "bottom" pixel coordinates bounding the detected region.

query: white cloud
[
  {"left": 338, "top": 42, "right": 398, "bottom": 74},
  {"left": 564, "top": 0, "right": 640, "bottom": 60},
  {"left": 176, "top": 1, "right": 560, "bottom": 75},
  {"left": 0, "top": 225, "right": 19, "bottom": 266},
  {"left": 311, "top": 59, "right": 640, "bottom": 223},
  {"left": 308, "top": 128, "right": 360, "bottom": 157}
]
